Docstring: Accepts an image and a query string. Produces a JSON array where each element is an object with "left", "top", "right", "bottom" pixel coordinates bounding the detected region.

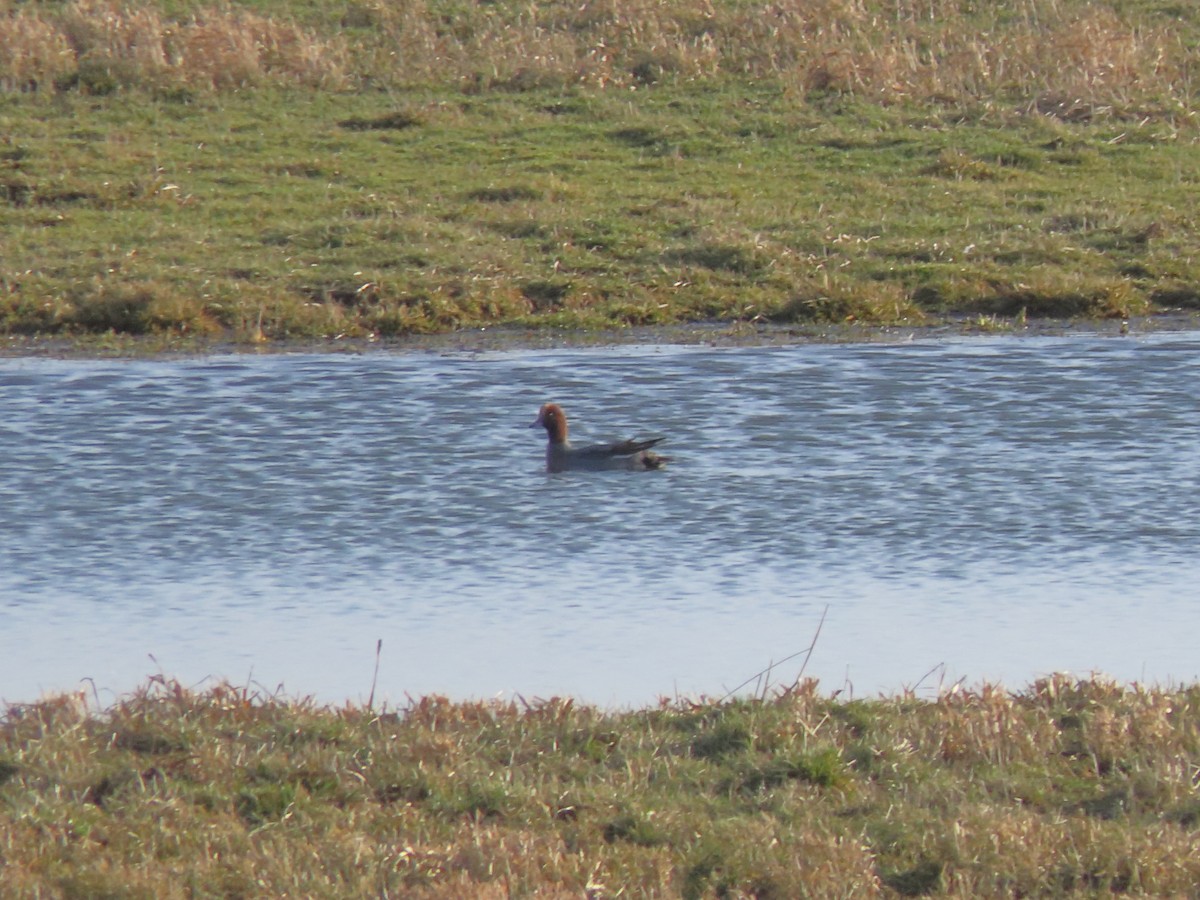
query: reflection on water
[{"left": 2, "top": 332, "right": 1200, "bottom": 706}]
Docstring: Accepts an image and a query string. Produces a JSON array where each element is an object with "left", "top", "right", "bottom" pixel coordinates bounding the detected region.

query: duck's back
[{"left": 546, "top": 438, "right": 667, "bottom": 473}]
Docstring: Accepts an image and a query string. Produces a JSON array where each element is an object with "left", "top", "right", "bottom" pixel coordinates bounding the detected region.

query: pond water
[{"left": 2, "top": 331, "right": 1199, "bottom": 707}]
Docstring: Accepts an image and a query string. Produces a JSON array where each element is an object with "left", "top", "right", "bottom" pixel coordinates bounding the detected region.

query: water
[{"left": 2, "top": 332, "right": 1199, "bottom": 707}]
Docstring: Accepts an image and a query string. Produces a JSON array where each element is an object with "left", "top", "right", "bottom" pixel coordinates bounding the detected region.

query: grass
[
  {"left": 4, "top": 673, "right": 1200, "bottom": 896},
  {"left": 2, "top": 0, "right": 1200, "bottom": 346}
]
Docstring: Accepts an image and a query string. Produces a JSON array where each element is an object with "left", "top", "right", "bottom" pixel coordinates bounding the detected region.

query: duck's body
[{"left": 531, "top": 403, "right": 670, "bottom": 473}]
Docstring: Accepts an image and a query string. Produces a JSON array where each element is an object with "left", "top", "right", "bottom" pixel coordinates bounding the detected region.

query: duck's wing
[{"left": 595, "top": 436, "right": 665, "bottom": 457}]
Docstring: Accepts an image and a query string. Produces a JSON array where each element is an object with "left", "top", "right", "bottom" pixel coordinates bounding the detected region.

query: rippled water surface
[{"left": 3, "top": 332, "right": 1199, "bottom": 706}]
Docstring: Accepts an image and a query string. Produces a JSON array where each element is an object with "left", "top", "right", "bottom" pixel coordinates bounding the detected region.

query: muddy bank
[{"left": 3, "top": 313, "right": 1199, "bottom": 359}]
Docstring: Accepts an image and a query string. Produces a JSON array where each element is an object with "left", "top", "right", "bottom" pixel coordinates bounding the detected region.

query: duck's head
[{"left": 531, "top": 402, "right": 568, "bottom": 443}]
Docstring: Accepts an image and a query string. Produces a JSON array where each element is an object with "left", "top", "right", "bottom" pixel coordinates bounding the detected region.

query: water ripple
[{"left": 2, "top": 333, "right": 1199, "bottom": 704}]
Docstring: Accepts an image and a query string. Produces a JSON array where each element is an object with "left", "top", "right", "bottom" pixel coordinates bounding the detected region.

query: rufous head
[{"left": 531, "top": 402, "right": 568, "bottom": 443}]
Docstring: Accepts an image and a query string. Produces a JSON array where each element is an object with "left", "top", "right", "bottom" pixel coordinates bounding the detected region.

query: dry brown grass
[
  {"left": 0, "top": 0, "right": 348, "bottom": 92},
  {"left": 5, "top": 674, "right": 1200, "bottom": 896},
  {"left": 1, "top": 0, "right": 1194, "bottom": 119}
]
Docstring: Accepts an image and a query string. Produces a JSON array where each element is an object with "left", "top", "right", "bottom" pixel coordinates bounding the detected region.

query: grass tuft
[{"left": 882, "top": 858, "right": 945, "bottom": 896}]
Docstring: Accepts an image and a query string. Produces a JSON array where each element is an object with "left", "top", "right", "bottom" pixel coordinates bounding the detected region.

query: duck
[{"left": 530, "top": 402, "right": 670, "bottom": 473}]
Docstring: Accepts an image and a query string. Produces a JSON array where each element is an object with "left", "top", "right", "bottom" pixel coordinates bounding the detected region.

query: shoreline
[{"left": 4, "top": 312, "right": 1200, "bottom": 361}]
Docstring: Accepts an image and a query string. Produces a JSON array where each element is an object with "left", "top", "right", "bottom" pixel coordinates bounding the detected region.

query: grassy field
[
  {"left": 2, "top": 0, "right": 1200, "bottom": 346},
  {"left": 4, "top": 675, "right": 1200, "bottom": 896},
  {"left": 6, "top": 4, "right": 1200, "bottom": 894}
]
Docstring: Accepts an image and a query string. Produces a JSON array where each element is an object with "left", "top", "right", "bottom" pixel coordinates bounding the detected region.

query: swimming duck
[{"left": 531, "top": 402, "right": 670, "bottom": 473}]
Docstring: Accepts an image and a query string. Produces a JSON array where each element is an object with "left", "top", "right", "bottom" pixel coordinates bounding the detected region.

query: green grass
[
  {"left": 2, "top": 0, "right": 1200, "bottom": 346},
  {"left": 4, "top": 675, "right": 1200, "bottom": 896}
]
